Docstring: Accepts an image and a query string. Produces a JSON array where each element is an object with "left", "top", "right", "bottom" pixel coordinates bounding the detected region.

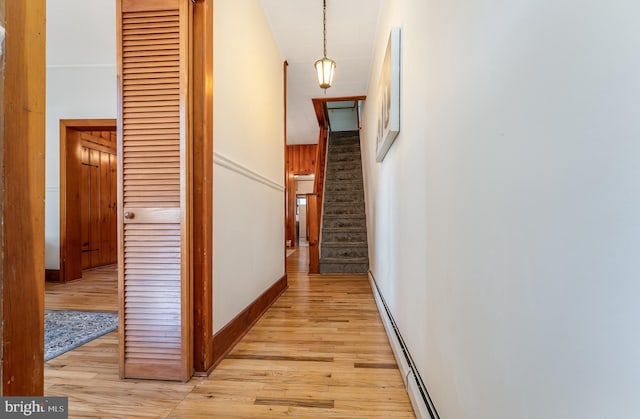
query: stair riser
[
  {"left": 326, "top": 172, "right": 363, "bottom": 182},
  {"left": 330, "top": 139, "right": 360, "bottom": 144},
  {"left": 320, "top": 263, "right": 369, "bottom": 274},
  {"left": 330, "top": 136, "right": 359, "bottom": 142},
  {"left": 323, "top": 206, "right": 365, "bottom": 216},
  {"left": 326, "top": 166, "right": 362, "bottom": 174},
  {"left": 322, "top": 217, "right": 366, "bottom": 228},
  {"left": 322, "top": 231, "right": 367, "bottom": 243},
  {"left": 324, "top": 197, "right": 364, "bottom": 205},
  {"left": 327, "top": 157, "right": 361, "bottom": 164},
  {"left": 329, "top": 147, "right": 361, "bottom": 154},
  {"left": 321, "top": 247, "right": 368, "bottom": 258},
  {"left": 331, "top": 132, "right": 359, "bottom": 138},
  {"left": 325, "top": 189, "right": 364, "bottom": 196},
  {"left": 323, "top": 218, "right": 366, "bottom": 229},
  {"left": 324, "top": 201, "right": 364, "bottom": 208},
  {"left": 328, "top": 154, "right": 361, "bottom": 163},
  {"left": 324, "top": 184, "right": 363, "bottom": 192}
]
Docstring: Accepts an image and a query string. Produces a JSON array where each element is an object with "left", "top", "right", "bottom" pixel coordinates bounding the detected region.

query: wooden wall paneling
[
  {"left": 80, "top": 146, "right": 91, "bottom": 269},
  {"left": 285, "top": 144, "right": 317, "bottom": 175},
  {"left": 286, "top": 171, "right": 296, "bottom": 246},
  {"left": 287, "top": 144, "right": 317, "bottom": 175},
  {"left": 89, "top": 149, "right": 101, "bottom": 268},
  {"left": 78, "top": 134, "right": 117, "bottom": 270},
  {"left": 109, "top": 154, "right": 118, "bottom": 265},
  {"left": 192, "top": 0, "right": 214, "bottom": 376},
  {"left": 304, "top": 145, "right": 317, "bottom": 173},
  {"left": 296, "top": 147, "right": 302, "bottom": 171},
  {"left": 117, "top": 0, "right": 193, "bottom": 381},
  {"left": 100, "top": 149, "right": 112, "bottom": 267},
  {"left": 1, "top": 0, "right": 46, "bottom": 396}
]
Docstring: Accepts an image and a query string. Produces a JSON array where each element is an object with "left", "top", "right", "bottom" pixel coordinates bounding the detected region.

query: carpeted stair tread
[
  {"left": 325, "top": 191, "right": 364, "bottom": 197},
  {"left": 322, "top": 218, "right": 366, "bottom": 228},
  {"left": 325, "top": 179, "right": 363, "bottom": 186},
  {"left": 320, "top": 257, "right": 368, "bottom": 264},
  {"left": 328, "top": 153, "right": 362, "bottom": 161},
  {"left": 323, "top": 227, "right": 366, "bottom": 232},
  {"left": 322, "top": 241, "right": 368, "bottom": 247},
  {"left": 326, "top": 163, "right": 362, "bottom": 170},
  {"left": 323, "top": 213, "right": 366, "bottom": 218}
]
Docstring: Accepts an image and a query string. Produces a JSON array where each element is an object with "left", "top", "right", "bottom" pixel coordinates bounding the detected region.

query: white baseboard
[{"left": 369, "top": 272, "right": 439, "bottom": 419}]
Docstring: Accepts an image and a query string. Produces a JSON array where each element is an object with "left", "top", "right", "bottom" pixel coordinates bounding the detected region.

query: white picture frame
[{"left": 376, "top": 27, "right": 401, "bottom": 162}]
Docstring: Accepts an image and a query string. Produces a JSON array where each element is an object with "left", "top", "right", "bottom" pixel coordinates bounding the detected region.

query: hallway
[{"left": 44, "top": 248, "right": 415, "bottom": 418}]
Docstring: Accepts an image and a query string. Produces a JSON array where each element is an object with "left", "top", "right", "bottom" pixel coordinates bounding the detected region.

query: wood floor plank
[{"left": 44, "top": 249, "right": 415, "bottom": 418}]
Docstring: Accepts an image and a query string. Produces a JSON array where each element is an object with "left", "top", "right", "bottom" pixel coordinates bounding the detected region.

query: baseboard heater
[{"left": 368, "top": 271, "right": 440, "bottom": 419}]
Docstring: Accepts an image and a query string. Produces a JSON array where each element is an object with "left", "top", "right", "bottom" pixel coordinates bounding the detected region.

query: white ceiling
[{"left": 260, "top": 0, "right": 381, "bottom": 144}]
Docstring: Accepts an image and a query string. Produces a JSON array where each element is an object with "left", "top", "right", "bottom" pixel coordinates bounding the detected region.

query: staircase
[{"left": 319, "top": 130, "right": 369, "bottom": 274}]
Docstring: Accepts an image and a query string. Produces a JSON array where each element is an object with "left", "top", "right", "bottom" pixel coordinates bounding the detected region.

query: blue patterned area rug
[{"left": 44, "top": 310, "right": 118, "bottom": 361}]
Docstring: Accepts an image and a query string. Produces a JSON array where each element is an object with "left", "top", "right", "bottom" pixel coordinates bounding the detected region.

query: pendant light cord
[{"left": 323, "top": 0, "right": 327, "bottom": 57}]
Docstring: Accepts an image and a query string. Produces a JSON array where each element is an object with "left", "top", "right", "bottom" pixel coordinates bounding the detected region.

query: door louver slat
[{"left": 118, "top": 0, "right": 191, "bottom": 381}]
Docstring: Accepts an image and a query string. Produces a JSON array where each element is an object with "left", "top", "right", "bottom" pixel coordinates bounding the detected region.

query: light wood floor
[
  {"left": 46, "top": 264, "right": 118, "bottom": 312},
  {"left": 44, "top": 248, "right": 415, "bottom": 418}
]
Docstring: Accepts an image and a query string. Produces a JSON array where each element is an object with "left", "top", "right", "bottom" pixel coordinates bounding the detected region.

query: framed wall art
[{"left": 376, "top": 27, "right": 401, "bottom": 162}]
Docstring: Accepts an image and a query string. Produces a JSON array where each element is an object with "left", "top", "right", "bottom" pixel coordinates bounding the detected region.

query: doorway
[
  {"left": 294, "top": 174, "right": 314, "bottom": 246},
  {"left": 60, "top": 119, "right": 117, "bottom": 282},
  {"left": 296, "top": 195, "right": 308, "bottom": 246}
]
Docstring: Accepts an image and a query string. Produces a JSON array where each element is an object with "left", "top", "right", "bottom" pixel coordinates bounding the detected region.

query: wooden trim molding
[
  {"left": 45, "top": 269, "right": 61, "bottom": 282},
  {"left": 312, "top": 95, "right": 366, "bottom": 127},
  {"left": 192, "top": 0, "right": 214, "bottom": 375},
  {"left": 308, "top": 194, "right": 320, "bottom": 273},
  {"left": 207, "top": 275, "right": 288, "bottom": 372}
]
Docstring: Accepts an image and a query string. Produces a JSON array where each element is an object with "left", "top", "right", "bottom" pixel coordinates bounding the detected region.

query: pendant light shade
[
  {"left": 315, "top": 0, "right": 335, "bottom": 89},
  {"left": 315, "top": 57, "right": 336, "bottom": 89}
]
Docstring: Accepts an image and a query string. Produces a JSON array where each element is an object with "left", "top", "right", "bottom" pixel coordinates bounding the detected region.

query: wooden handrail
[{"left": 308, "top": 126, "right": 329, "bottom": 274}]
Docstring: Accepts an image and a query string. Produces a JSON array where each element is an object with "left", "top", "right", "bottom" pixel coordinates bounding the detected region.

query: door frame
[
  {"left": 192, "top": 0, "right": 214, "bottom": 376},
  {"left": 59, "top": 119, "right": 117, "bottom": 283}
]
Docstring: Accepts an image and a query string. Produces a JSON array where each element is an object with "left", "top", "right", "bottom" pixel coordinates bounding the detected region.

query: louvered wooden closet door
[{"left": 117, "top": 0, "right": 192, "bottom": 381}]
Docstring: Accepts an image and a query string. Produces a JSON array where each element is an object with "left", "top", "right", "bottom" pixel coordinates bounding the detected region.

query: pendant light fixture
[{"left": 314, "top": 0, "right": 336, "bottom": 89}]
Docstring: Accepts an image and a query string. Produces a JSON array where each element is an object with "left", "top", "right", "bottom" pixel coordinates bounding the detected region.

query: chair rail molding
[{"left": 214, "top": 152, "right": 284, "bottom": 192}]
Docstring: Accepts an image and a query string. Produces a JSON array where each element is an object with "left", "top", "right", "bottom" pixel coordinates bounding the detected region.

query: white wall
[
  {"left": 361, "top": 1, "right": 640, "bottom": 418},
  {"left": 328, "top": 107, "right": 358, "bottom": 131},
  {"left": 45, "top": 0, "right": 117, "bottom": 268},
  {"left": 213, "top": 0, "right": 285, "bottom": 332}
]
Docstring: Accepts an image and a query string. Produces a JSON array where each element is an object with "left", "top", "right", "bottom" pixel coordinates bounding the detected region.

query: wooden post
[
  {"left": 1, "top": 0, "right": 46, "bottom": 396},
  {"left": 308, "top": 194, "right": 320, "bottom": 274}
]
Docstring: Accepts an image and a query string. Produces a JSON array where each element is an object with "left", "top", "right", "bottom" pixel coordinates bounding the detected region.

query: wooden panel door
[
  {"left": 78, "top": 139, "right": 117, "bottom": 270},
  {"left": 117, "top": 0, "right": 192, "bottom": 381}
]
